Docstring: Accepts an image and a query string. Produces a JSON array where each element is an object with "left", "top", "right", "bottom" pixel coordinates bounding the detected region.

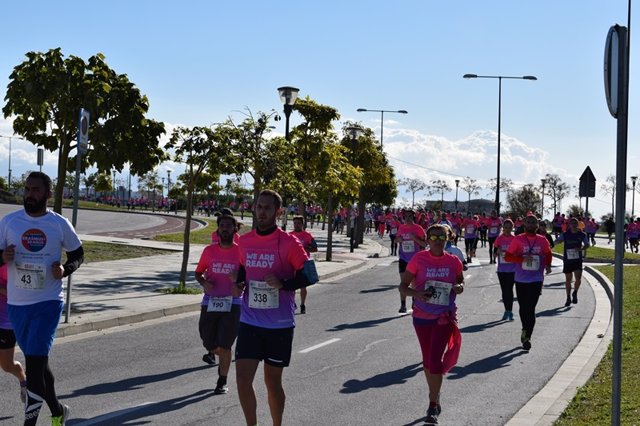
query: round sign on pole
[
  {"left": 604, "top": 25, "right": 622, "bottom": 118},
  {"left": 77, "top": 108, "right": 90, "bottom": 154}
]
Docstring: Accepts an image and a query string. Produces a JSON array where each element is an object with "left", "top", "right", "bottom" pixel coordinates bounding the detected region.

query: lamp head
[
  {"left": 277, "top": 86, "right": 300, "bottom": 106},
  {"left": 463, "top": 74, "right": 478, "bottom": 79},
  {"left": 522, "top": 76, "right": 537, "bottom": 80},
  {"left": 357, "top": 108, "right": 367, "bottom": 112}
]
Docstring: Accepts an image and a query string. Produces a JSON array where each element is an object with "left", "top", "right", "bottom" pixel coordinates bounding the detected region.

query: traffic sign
[
  {"left": 579, "top": 166, "right": 596, "bottom": 198},
  {"left": 77, "top": 108, "right": 90, "bottom": 154}
]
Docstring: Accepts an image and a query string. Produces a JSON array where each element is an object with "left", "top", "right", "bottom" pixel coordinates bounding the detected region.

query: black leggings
[
  {"left": 24, "top": 355, "right": 63, "bottom": 425},
  {"left": 497, "top": 272, "right": 515, "bottom": 311},
  {"left": 515, "top": 282, "right": 543, "bottom": 338}
]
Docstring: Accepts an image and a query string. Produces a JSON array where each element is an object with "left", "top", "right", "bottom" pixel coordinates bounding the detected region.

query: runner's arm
[{"left": 62, "top": 246, "right": 84, "bottom": 277}]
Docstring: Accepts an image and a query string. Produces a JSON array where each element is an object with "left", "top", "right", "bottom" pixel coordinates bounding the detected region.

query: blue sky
[{"left": 0, "top": 1, "right": 636, "bottom": 219}]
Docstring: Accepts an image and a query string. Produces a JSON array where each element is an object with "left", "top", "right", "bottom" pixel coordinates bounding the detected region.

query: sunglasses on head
[{"left": 428, "top": 234, "right": 448, "bottom": 241}]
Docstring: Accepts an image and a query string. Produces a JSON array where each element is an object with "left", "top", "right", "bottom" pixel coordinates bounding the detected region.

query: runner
[
  {"left": 388, "top": 214, "right": 401, "bottom": 256},
  {"left": 0, "top": 263, "right": 28, "bottom": 403},
  {"left": 584, "top": 218, "right": 598, "bottom": 246},
  {"left": 493, "top": 219, "right": 516, "bottom": 321},
  {"left": 486, "top": 210, "right": 502, "bottom": 264},
  {"left": 195, "top": 214, "right": 242, "bottom": 395},
  {"left": 462, "top": 213, "right": 480, "bottom": 264},
  {"left": 235, "top": 190, "right": 318, "bottom": 426},
  {"left": 554, "top": 217, "right": 590, "bottom": 307},
  {"left": 394, "top": 209, "right": 426, "bottom": 313},
  {"left": 505, "top": 214, "right": 552, "bottom": 351},
  {"left": 290, "top": 215, "right": 318, "bottom": 314},
  {"left": 398, "top": 224, "right": 464, "bottom": 425},
  {"left": 0, "top": 172, "right": 83, "bottom": 425},
  {"left": 627, "top": 217, "right": 640, "bottom": 253}
]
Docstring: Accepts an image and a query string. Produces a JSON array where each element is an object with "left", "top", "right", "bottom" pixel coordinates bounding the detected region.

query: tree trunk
[
  {"left": 326, "top": 194, "right": 333, "bottom": 261},
  {"left": 179, "top": 182, "right": 194, "bottom": 290},
  {"left": 357, "top": 188, "right": 365, "bottom": 244}
]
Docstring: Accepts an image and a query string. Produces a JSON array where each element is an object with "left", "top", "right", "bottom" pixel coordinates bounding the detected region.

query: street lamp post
[
  {"left": 112, "top": 170, "right": 117, "bottom": 201},
  {"left": 463, "top": 73, "right": 537, "bottom": 215},
  {"left": 632, "top": 176, "right": 638, "bottom": 217},
  {"left": 455, "top": 179, "right": 460, "bottom": 212},
  {"left": 346, "top": 126, "right": 364, "bottom": 253},
  {"left": 541, "top": 178, "right": 547, "bottom": 219},
  {"left": 277, "top": 86, "right": 300, "bottom": 141},
  {"left": 356, "top": 108, "right": 408, "bottom": 148},
  {"left": 167, "top": 170, "right": 172, "bottom": 211}
]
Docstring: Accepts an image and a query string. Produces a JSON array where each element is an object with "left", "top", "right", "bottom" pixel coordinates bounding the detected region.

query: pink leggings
[{"left": 414, "top": 322, "right": 453, "bottom": 374}]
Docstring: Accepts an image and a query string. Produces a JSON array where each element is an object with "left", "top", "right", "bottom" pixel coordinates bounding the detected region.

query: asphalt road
[{"left": 0, "top": 253, "right": 593, "bottom": 425}]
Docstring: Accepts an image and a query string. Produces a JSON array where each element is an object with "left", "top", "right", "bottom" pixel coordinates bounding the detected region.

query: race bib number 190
[
  {"left": 207, "top": 296, "right": 233, "bottom": 312},
  {"left": 248, "top": 280, "right": 279, "bottom": 309},
  {"left": 15, "top": 262, "right": 46, "bottom": 290}
]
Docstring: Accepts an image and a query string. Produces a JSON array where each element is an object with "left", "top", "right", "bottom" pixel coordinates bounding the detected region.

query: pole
[
  {"left": 496, "top": 77, "right": 502, "bottom": 215},
  {"left": 65, "top": 148, "right": 83, "bottom": 323},
  {"left": 8, "top": 137, "right": 12, "bottom": 192},
  {"left": 380, "top": 111, "right": 384, "bottom": 148},
  {"left": 632, "top": 180, "right": 636, "bottom": 217},
  {"left": 612, "top": 23, "right": 629, "bottom": 426}
]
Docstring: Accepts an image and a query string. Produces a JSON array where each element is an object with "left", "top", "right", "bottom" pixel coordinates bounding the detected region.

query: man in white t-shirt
[{"left": 0, "top": 172, "right": 83, "bottom": 426}]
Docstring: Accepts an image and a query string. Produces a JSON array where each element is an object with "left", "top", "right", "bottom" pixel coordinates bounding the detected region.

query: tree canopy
[{"left": 3, "top": 48, "right": 166, "bottom": 212}]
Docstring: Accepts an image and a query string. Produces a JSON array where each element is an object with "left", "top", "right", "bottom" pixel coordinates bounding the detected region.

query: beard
[
  {"left": 24, "top": 196, "right": 48, "bottom": 214},
  {"left": 219, "top": 233, "right": 234, "bottom": 245}
]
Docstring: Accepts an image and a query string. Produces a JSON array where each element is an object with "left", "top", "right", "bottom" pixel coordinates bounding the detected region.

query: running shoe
[
  {"left": 300, "top": 304, "right": 306, "bottom": 314},
  {"left": 214, "top": 383, "right": 229, "bottom": 395},
  {"left": 564, "top": 297, "right": 571, "bottom": 307},
  {"left": 202, "top": 353, "right": 216, "bottom": 365},
  {"left": 521, "top": 330, "right": 531, "bottom": 351},
  {"left": 572, "top": 291, "right": 578, "bottom": 304},
  {"left": 51, "top": 404, "right": 69, "bottom": 426},
  {"left": 399, "top": 303, "right": 407, "bottom": 314},
  {"left": 424, "top": 404, "right": 441, "bottom": 425},
  {"left": 502, "top": 311, "right": 510, "bottom": 321},
  {"left": 20, "top": 381, "right": 27, "bottom": 404},
  {"left": 507, "top": 311, "right": 514, "bottom": 321}
]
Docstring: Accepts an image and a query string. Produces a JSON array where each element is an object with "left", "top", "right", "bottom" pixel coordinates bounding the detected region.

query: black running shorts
[
  {"left": 0, "top": 328, "right": 17, "bottom": 350},
  {"left": 198, "top": 304, "right": 241, "bottom": 351},
  {"left": 235, "top": 322, "right": 294, "bottom": 367},
  {"left": 563, "top": 261, "right": 583, "bottom": 274}
]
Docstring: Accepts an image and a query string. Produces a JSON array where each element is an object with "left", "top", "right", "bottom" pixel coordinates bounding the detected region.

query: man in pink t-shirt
[
  {"left": 195, "top": 214, "right": 242, "bottom": 395},
  {"left": 290, "top": 215, "right": 318, "bottom": 314},
  {"left": 235, "top": 190, "right": 318, "bottom": 426},
  {"left": 394, "top": 209, "right": 426, "bottom": 313}
]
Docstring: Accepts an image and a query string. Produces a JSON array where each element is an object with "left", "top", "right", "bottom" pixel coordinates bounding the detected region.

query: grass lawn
[
  {"left": 552, "top": 242, "right": 640, "bottom": 262},
  {"left": 153, "top": 217, "right": 251, "bottom": 244},
  {"left": 554, "top": 265, "right": 640, "bottom": 425},
  {"left": 81, "top": 241, "right": 175, "bottom": 263}
]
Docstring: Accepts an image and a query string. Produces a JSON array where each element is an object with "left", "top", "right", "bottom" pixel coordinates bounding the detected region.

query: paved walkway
[{"left": 58, "top": 215, "right": 614, "bottom": 425}]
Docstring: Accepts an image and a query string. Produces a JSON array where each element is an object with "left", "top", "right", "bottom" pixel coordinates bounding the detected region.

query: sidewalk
[{"left": 58, "top": 223, "right": 386, "bottom": 337}]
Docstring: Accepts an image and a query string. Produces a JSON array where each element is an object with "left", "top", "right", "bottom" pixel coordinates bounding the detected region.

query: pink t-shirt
[
  {"left": 505, "top": 234, "right": 552, "bottom": 283},
  {"left": 494, "top": 234, "right": 516, "bottom": 273},
  {"left": 239, "top": 228, "right": 309, "bottom": 329},
  {"left": 397, "top": 223, "right": 426, "bottom": 262},
  {"left": 486, "top": 217, "right": 502, "bottom": 238},
  {"left": 406, "top": 251, "right": 463, "bottom": 319},
  {"left": 195, "top": 243, "right": 243, "bottom": 306},
  {"left": 290, "top": 230, "right": 316, "bottom": 255},
  {"left": 0, "top": 264, "right": 10, "bottom": 329},
  {"left": 463, "top": 219, "right": 480, "bottom": 238}
]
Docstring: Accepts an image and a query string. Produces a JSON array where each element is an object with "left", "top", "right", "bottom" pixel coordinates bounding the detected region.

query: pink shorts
[{"left": 414, "top": 322, "right": 454, "bottom": 374}]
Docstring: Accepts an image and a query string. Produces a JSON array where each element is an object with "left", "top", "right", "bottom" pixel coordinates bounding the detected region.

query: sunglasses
[{"left": 428, "top": 234, "right": 448, "bottom": 241}]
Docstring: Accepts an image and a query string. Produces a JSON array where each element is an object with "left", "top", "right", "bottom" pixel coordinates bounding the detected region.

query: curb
[{"left": 506, "top": 264, "right": 614, "bottom": 425}]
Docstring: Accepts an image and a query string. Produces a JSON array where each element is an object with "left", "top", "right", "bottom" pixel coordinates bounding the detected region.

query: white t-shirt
[{"left": 0, "top": 209, "right": 82, "bottom": 305}]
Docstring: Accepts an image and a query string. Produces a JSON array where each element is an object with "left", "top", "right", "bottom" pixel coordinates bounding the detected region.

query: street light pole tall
[
  {"left": 345, "top": 126, "right": 364, "bottom": 253},
  {"left": 455, "top": 179, "right": 460, "bottom": 212},
  {"left": 278, "top": 86, "right": 300, "bottom": 141},
  {"left": 541, "top": 178, "right": 547, "bottom": 219},
  {"left": 463, "top": 73, "right": 537, "bottom": 215},
  {"left": 356, "top": 108, "right": 408, "bottom": 148},
  {"left": 632, "top": 176, "right": 638, "bottom": 217}
]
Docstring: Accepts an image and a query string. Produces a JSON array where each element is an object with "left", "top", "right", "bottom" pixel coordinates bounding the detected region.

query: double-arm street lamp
[
  {"left": 455, "top": 179, "right": 460, "bottom": 211},
  {"left": 278, "top": 86, "right": 300, "bottom": 141},
  {"left": 463, "top": 73, "right": 537, "bottom": 214},
  {"left": 541, "top": 178, "right": 547, "bottom": 218},
  {"left": 356, "top": 108, "right": 407, "bottom": 148}
]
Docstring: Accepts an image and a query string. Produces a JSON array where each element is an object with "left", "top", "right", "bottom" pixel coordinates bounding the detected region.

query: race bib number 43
[
  {"left": 248, "top": 280, "right": 279, "bottom": 309},
  {"left": 15, "top": 262, "right": 46, "bottom": 290}
]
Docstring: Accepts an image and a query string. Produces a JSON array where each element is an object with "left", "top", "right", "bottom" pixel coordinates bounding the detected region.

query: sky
[{"left": 0, "top": 1, "right": 637, "bottom": 219}]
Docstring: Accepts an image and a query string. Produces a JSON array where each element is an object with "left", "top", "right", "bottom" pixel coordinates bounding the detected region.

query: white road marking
[
  {"left": 299, "top": 338, "right": 341, "bottom": 354},
  {"left": 74, "top": 402, "right": 156, "bottom": 425}
]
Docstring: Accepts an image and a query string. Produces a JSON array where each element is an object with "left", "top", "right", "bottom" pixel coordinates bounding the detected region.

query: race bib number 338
[{"left": 248, "top": 280, "right": 279, "bottom": 309}]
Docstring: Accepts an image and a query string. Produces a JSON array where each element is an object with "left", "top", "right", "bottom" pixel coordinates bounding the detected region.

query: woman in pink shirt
[{"left": 399, "top": 224, "right": 464, "bottom": 425}]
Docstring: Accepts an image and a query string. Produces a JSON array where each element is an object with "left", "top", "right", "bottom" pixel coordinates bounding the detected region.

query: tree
[
  {"left": 138, "top": 171, "right": 162, "bottom": 210},
  {"left": 165, "top": 125, "right": 239, "bottom": 289},
  {"left": 83, "top": 172, "right": 98, "bottom": 199},
  {"left": 3, "top": 48, "right": 167, "bottom": 213},
  {"left": 93, "top": 172, "right": 112, "bottom": 199},
  {"left": 398, "top": 178, "right": 428, "bottom": 207},
  {"left": 460, "top": 176, "right": 481, "bottom": 213},
  {"left": 600, "top": 174, "right": 629, "bottom": 217},
  {"left": 566, "top": 204, "right": 584, "bottom": 217},
  {"left": 507, "top": 184, "right": 541, "bottom": 218},
  {"left": 488, "top": 177, "right": 514, "bottom": 206},
  {"left": 544, "top": 173, "right": 570, "bottom": 215},
  {"left": 431, "top": 179, "right": 452, "bottom": 207},
  {"left": 0, "top": 177, "right": 7, "bottom": 191}
]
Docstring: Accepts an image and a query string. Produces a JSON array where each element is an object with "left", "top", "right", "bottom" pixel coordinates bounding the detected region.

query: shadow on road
[
  {"left": 327, "top": 315, "right": 404, "bottom": 331},
  {"left": 360, "top": 284, "right": 398, "bottom": 294},
  {"left": 537, "top": 306, "right": 571, "bottom": 318},
  {"left": 340, "top": 362, "right": 423, "bottom": 394},
  {"left": 459, "top": 319, "right": 505, "bottom": 334},
  {"left": 447, "top": 347, "right": 526, "bottom": 380},
  {"left": 60, "top": 365, "right": 210, "bottom": 398},
  {"left": 68, "top": 389, "right": 215, "bottom": 425}
]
